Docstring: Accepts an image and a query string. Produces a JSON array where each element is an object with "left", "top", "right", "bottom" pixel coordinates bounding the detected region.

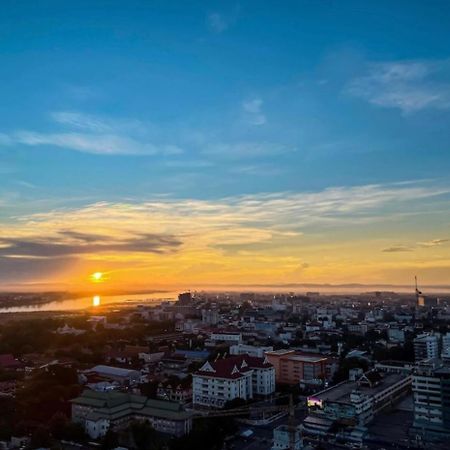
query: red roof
[{"left": 195, "top": 354, "right": 272, "bottom": 380}]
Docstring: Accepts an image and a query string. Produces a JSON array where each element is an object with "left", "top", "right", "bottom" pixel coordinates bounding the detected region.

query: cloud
[
  {"left": 346, "top": 60, "right": 450, "bottom": 114},
  {"left": 3, "top": 181, "right": 447, "bottom": 249},
  {"left": 0, "top": 181, "right": 448, "bottom": 284},
  {"left": 13, "top": 130, "right": 182, "bottom": 156},
  {"left": 231, "top": 164, "right": 283, "bottom": 176},
  {"left": 50, "top": 111, "right": 145, "bottom": 134},
  {"left": 242, "top": 98, "right": 267, "bottom": 125},
  {"left": 0, "top": 232, "right": 181, "bottom": 259},
  {"left": 4, "top": 111, "right": 183, "bottom": 156},
  {"left": 382, "top": 238, "right": 449, "bottom": 253},
  {"left": 418, "top": 238, "right": 449, "bottom": 248},
  {"left": 382, "top": 245, "right": 414, "bottom": 253}
]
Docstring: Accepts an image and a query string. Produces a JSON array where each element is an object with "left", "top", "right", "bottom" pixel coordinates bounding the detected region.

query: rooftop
[
  {"left": 310, "top": 372, "right": 409, "bottom": 404},
  {"left": 72, "top": 389, "right": 191, "bottom": 421},
  {"left": 195, "top": 354, "right": 273, "bottom": 380},
  {"left": 89, "top": 365, "right": 140, "bottom": 377}
]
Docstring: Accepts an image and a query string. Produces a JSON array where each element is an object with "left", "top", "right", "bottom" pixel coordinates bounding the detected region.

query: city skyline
[{"left": 1, "top": 1, "right": 450, "bottom": 291}]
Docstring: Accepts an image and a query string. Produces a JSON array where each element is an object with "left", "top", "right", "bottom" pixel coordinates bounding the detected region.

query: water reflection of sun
[{"left": 92, "top": 295, "right": 101, "bottom": 307}]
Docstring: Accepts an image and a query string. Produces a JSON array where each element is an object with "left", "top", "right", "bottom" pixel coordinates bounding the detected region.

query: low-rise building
[
  {"left": 86, "top": 365, "right": 141, "bottom": 386},
  {"left": 192, "top": 354, "right": 275, "bottom": 408},
  {"left": 157, "top": 381, "right": 192, "bottom": 404},
  {"left": 229, "top": 343, "right": 273, "bottom": 358},
  {"left": 272, "top": 425, "right": 306, "bottom": 450},
  {"left": 265, "top": 349, "right": 333, "bottom": 384},
  {"left": 71, "top": 389, "right": 192, "bottom": 438},
  {"left": 303, "top": 370, "right": 411, "bottom": 438},
  {"left": 209, "top": 331, "right": 242, "bottom": 345}
]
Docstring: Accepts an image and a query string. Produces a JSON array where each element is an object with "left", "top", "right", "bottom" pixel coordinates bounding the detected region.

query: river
[{"left": 0, "top": 291, "right": 179, "bottom": 313}]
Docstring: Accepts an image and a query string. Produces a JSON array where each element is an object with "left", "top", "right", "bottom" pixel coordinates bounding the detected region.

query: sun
[{"left": 90, "top": 272, "right": 104, "bottom": 283}]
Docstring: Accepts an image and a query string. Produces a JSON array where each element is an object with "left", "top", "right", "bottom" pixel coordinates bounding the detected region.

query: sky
[{"left": 1, "top": 0, "right": 450, "bottom": 292}]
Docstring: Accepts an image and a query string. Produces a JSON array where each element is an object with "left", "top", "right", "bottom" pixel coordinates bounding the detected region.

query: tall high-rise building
[
  {"left": 441, "top": 333, "right": 450, "bottom": 362},
  {"left": 412, "top": 359, "right": 450, "bottom": 441}
]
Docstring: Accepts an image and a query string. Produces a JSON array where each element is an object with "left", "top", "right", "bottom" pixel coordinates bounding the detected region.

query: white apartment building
[
  {"left": 209, "top": 331, "right": 242, "bottom": 345},
  {"left": 412, "top": 359, "right": 450, "bottom": 440},
  {"left": 441, "top": 333, "right": 450, "bottom": 360},
  {"left": 193, "top": 355, "right": 275, "bottom": 408},
  {"left": 230, "top": 343, "right": 273, "bottom": 358},
  {"left": 414, "top": 333, "right": 439, "bottom": 361}
]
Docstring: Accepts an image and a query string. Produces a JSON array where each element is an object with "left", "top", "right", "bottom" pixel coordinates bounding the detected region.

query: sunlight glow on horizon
[{"left": 91, "top": 272, "right": 104, "bottom": 282}]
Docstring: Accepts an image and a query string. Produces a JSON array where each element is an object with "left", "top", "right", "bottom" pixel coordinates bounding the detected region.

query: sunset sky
[{"left": 1, "top": 1, "right": 450, "bottom": 291}]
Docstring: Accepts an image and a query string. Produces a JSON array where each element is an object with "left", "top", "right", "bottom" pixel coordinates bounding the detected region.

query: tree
[
  {"left": 101, "top": 429, "right": 119, "bottom": 450},
  {"left": 170, "top": 417, "right": 237, "bottom": 450},
  {"left": 29, "top": 425, "right": 52, "bottom": 449},
  {"left": 332, "top": 357, "right": 369, "bottom": 384},
  {"left": 129, "top": 421, "right": 164, "bottom": 450}
]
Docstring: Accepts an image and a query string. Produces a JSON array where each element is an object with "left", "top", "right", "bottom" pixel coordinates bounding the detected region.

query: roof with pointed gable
[{"left": 194, "top": 354, "right": 273, "bottom": 380}]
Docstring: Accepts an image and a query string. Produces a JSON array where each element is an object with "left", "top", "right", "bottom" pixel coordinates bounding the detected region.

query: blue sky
[{"left": 1, "top": 1, "right": 450, "bottom": 289}]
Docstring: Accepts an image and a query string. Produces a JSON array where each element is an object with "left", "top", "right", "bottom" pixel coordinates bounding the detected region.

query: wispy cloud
[
  {"left": 382, "top": 245, "right": 414, "bottom": 253},
  {"left": 242, "top": 97, "right": 267, "bottom": 125},
  {"left": 0, "top": 232, "right": 181, "bottom": 258},
  {"left": 1, "top": 181, "right": 448, "bottom": 284},
  {"left": 418, "top": 238, "right": 449, "bottom": 248},
  {"left": 382, "top": 238, "right": 449, "bottom": 253},
  {"left": 4, "top": 111, "right": 183, "bottom": 156},
  {"left": 14, "top": 130, "right": 182, "bottom": 156},
  {"left": 3, "top": 181, "right": 447, "bottom": 253},
  {"left": 50, "top": 111, "right": 145, "bottom": 133},
  {"left": 346, "top": 60, "right": 450, "bottom": 114}
]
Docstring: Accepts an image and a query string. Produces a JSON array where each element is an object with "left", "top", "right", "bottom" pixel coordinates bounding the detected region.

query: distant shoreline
[{"left": 2, "top": 282, "right": 450, "bottom": 297}]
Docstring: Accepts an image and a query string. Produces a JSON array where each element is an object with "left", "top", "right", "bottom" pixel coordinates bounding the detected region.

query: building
[
  {"left": 414, "top": 333, "right": 439, "bottom": 361},
  {"left": 86, "top": 365, "right": 141, "bottom": 386},
  {"left": 387, "top": 327, "right": 405, "bottom": 344},
  {"left": 265, "top": 349, "right": 332, "bottom": 384},
  {"left": 178, "top": 292, "right": 192, "bottom": 304},
  {"left": 209, "top": 331, "right": 242, "bottom": 345},
  {"left": 192, "top": 355, "right": 275, "bottom": 408},
  {"left": 229, "top": 343, "right": 273, "bottom": 358},
  {"left": 157, "top": 381, "right": 192, "bottom": 404},
  {"left": 417, "top": 295, "right": 439, "bottom": 308},
  {"left": 303, "top": 370, "right": 411, "bottom": 438},
  {"left": 441, "top": 333, "right": 450, "bottom": 361},
  {"left": 71, "top": 389, "right": 192, "bottom": 438},
  {"left": 202, "top": 308, "right": 219, "bottom": 325},
  {"left": 411, "top": 359, "right": 450, "bottom": 441},
  {"left": 272, "top": 425, "right": 306, "bottom": 450}
]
